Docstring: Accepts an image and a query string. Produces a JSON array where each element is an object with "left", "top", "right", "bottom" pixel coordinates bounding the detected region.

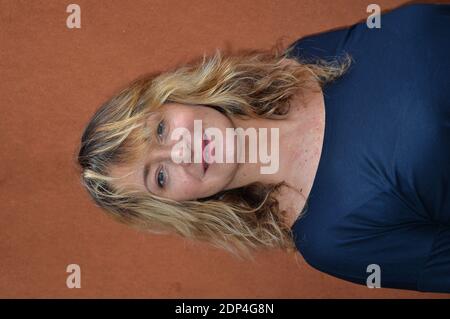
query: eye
[
  {"left": 156, "top": 167, "right": 166, "bottom": 188},
  {"left": 156, "top": 120, "right": 165, "bottom": 141}
]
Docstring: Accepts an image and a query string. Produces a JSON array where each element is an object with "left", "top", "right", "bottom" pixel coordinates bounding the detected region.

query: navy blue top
[{"left": 286, "top": 3, "right": 450, "bottom": 293}]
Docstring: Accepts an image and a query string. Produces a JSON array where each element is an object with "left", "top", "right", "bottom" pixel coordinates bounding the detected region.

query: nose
[{"left": 152, "top": 138, "right": 192, "bottom": 166}]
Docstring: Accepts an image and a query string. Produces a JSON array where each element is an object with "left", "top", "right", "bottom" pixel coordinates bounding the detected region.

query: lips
[{"left": 201, "top": 133, "right": 210, "bottom": 173}]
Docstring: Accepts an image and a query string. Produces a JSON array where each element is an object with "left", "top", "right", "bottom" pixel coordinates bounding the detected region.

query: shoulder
[
  {"left": 285, "top": 3, "right": 450, "bottom": 63},
  {"left": 379, "top": 3, "right": 450, "bottom": 38},
  {"left": 284, "top": 26, "right": 352, "bottom": 63},
  {"left": 381, "top": 3, "right": 450, "bottom": 20},
  {"left": 293, "top": 221, "right": 372, "bottom": 287},
  {"left": 292, "top": 191, "right": 442, "bottom": 290}
]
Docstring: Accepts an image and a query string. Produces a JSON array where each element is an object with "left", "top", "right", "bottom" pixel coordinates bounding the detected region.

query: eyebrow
[
  {"left": 142, "top": 113, "right": 159, "bottom": 194},
  {"left": 143, "top": 162, "right": 152, "bottom": 194},
  {"left": 142, "top": 111, "right": 165, "bottom": 194}
]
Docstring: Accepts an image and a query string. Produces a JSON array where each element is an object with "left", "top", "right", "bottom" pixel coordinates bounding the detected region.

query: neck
[
  {"left": 223, "top": 85, "right": 324, "bottom": 193},
  {"left": 223, "top": 115, "right": 284, "bottom": 189}
]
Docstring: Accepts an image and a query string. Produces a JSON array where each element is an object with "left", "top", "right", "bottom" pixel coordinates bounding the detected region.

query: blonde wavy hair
[{"left": 76, "top": 39, "right": 352, "bottom": 260}]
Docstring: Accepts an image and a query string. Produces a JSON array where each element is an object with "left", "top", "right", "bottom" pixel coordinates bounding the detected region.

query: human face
[{"left": 108, "top": 103, "right": 240, "bottom": 201}]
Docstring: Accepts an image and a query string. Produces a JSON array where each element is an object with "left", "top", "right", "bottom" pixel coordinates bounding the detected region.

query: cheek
[
  {"left": 172, "top": 174, "right": 202, "bottom": 199},
  {"left": 170, "top": 110, "right": 198, "bottom": 132}
]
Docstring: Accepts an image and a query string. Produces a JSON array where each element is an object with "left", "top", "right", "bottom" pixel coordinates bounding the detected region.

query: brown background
[{"left": 1, "top": 0, "right": 449, "bottom": 298}]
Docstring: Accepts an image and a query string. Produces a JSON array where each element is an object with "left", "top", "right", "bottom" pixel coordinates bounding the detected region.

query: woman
[{"left": 77, "top": 3, "right": 450, "bottom": 293}]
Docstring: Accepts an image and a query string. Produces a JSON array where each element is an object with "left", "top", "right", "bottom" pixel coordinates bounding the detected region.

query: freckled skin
[
  {"left": 108, "top": 62, "right": 326, "bottom": 229},
  {"left": 108, "top": 103, "right": 240, "bottom": 201}
]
